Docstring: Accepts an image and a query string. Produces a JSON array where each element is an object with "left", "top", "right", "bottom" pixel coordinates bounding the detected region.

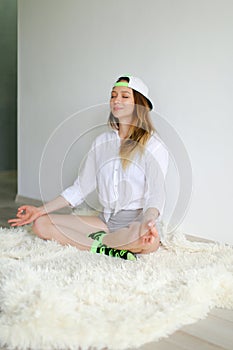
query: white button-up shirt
[{"left": 61, "top": 129, "right": 169, "bottom": 222}]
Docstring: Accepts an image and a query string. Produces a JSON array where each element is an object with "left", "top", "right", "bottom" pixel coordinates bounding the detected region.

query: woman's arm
[
  {"left": 9, "top": 135, "right": 100, "bottom": 227},
  {"left": 38, "top": 195, "right": 70, "bottom": 215},
  {"left": 8, "top": 196, "right": 70, "bottom": 227}
]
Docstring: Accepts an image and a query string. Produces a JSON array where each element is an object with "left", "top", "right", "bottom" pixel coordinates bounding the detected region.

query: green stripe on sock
[
  {"left": 88, "top": 231, "right": 106, "bottom": 243},
  {"left": 90, "top": 240, "right": 100, "bottom": 253}
]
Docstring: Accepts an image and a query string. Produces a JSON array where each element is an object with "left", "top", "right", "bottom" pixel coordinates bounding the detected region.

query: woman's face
[{"left": 110, "top": 83, "right": 135, "bottom": 121}]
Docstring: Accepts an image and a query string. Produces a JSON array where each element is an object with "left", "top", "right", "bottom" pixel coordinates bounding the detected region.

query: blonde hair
[{"left": 108, "top": 77, "right": 155, "bottom": 169}]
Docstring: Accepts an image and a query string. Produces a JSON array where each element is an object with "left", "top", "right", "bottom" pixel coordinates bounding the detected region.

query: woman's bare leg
[
  {"left": 32, "top": 214, "right": 159, "bottom": 253},
  {"left": 32, "top": 214, "right": 109, "bottom": 250}
]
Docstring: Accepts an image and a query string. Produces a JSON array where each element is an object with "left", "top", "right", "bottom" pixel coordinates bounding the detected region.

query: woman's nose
[{"left": 114, "top": 96, "right": 122, "bottom": 104}]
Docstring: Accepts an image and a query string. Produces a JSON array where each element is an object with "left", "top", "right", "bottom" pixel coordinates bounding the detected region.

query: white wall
[{"left": 18, "top": 0, "right": 233, "bottom": 244}]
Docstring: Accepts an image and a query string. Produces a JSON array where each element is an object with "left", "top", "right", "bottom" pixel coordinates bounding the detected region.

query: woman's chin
[{"left": 113, "top": 113, "right": 133, "bottom": 122}]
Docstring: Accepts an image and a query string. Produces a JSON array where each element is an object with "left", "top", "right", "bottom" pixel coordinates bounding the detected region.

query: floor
[{"left": 0, "top": 171, "right": 232, "bottom": 350}]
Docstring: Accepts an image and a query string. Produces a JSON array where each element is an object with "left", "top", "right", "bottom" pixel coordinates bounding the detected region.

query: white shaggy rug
[{"left": 0, "top": 227, "right": 233, "bottom": 350}]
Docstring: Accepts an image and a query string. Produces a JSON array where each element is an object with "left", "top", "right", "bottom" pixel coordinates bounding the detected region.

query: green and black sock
[{"left": 88, "top": 231, "right": 137, "bottom": 261}]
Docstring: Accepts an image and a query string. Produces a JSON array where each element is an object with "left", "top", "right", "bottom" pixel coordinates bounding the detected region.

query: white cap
[{"left": 114, "top": 75, "right": 153, "bottom": 110}]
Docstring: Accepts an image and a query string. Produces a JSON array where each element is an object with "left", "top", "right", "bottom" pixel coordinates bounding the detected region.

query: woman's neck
[
  {"left": 118, "top": 124, "right": 130, "bottom": 139},
  {"left": 118, "top": 117, "right": 134, "bottom": 139}
]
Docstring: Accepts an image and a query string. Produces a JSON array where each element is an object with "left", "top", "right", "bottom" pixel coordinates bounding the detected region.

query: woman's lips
[{"left": 113, "top": 106, "right": 123, "bottom": 111}]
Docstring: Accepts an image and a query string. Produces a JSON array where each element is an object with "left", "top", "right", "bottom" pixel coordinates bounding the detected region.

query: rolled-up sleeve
[
  {"left": 144, "top": 143, "right": 169, "bottom": 216},
  {"left": 60, "top": 144, "right": 97, "bottom": 207}
]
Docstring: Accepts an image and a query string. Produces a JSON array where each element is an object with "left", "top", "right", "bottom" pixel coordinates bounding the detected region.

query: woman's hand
[
  {"left": 138, "top": 219, "right": 160, "bottom": 253},
  {"left": 8, "top": 197, "right": 70, "bottom": 228},
  {"left": 8, "top": 205, "right": 43, "bottom": 227},
  {"left": 138, "top": 207, "right": 160, "bottom": 245},
  {"left": 139, "top": 218, "right": 159, "bottom": 244},
  {"left": 121, "top": 219, "right": 160, "bottom": 253}
]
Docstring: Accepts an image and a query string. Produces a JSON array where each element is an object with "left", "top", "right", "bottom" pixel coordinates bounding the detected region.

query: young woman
[{"left": 9, "top": 76, "right": 169, "bottom": 258}]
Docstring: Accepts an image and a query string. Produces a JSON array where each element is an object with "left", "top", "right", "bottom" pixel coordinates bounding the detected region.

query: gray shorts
[{"left": 99, "top": 209, "right": 143, "bottom": 232}]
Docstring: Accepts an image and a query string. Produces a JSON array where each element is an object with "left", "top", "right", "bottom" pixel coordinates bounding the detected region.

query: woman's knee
[{"left": 32, "top": 215, "right": 52, "bottom": 240}]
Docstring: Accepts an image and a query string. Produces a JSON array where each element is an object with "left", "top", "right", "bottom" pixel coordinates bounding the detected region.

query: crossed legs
[
  {"left": 32, "top": 213, "right": 160, "bottom": 254},
  {"left": 33, "top": 214, "right": 108, "bottom": 250}
]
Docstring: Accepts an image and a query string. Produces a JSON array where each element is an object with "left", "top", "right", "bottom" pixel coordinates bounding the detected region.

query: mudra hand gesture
[{"left": 8, "top": 205, "right": 42, "bottom": 227}]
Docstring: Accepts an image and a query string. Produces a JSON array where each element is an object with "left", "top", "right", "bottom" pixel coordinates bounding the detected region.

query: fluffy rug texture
[{"left": 0, "top": 227, "right": 233, "bottom": 350}]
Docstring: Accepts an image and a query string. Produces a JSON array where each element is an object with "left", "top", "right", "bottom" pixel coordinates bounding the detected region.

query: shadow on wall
[{"left": 0, "top": 0, "right": 17, "bottom": 171}]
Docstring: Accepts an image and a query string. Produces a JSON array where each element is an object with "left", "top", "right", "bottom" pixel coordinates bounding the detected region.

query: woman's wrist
[{"left": 37, "top": 206, "right": 47, "bottom": 216}]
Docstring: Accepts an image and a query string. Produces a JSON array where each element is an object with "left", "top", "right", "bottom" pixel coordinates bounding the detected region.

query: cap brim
[{"left": 147, "top": 98, "right": 153, "bottom": 111}]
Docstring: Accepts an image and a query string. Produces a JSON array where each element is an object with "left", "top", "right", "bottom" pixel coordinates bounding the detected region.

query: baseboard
[{"left": 185, "top": 234, "right": 215, "bottom": 243}]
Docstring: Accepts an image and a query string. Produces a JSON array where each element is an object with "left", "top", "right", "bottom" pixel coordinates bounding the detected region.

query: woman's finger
[
  {"left": 149, "top": 235, "right": 155, "bottom": 244},
  {"left": 8, "top": 218, "right": 28, "bottom": 225},
  {"left": 10, "top": 223, "right": 20, "bottom": 227},
  {"left": 8, "top": 218, "right": 22, "bottom": 223},
  {"left": 17, "top": 205, "right": 28, "bottom": 212},
  {"left": 10, "top": 220, "right": 29, "bottom": 227},
  {"left": 150, "top": 224, "right": 159, "bottom": 238},
  {"left": 17, "top": 208, "right": 28, "bottom": 215},
  {"left": 147, "top": 220, "right": 156, "bottom": 228},
  {"left": 16, "top": 213, "right": 26, "bottom": 218}
]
